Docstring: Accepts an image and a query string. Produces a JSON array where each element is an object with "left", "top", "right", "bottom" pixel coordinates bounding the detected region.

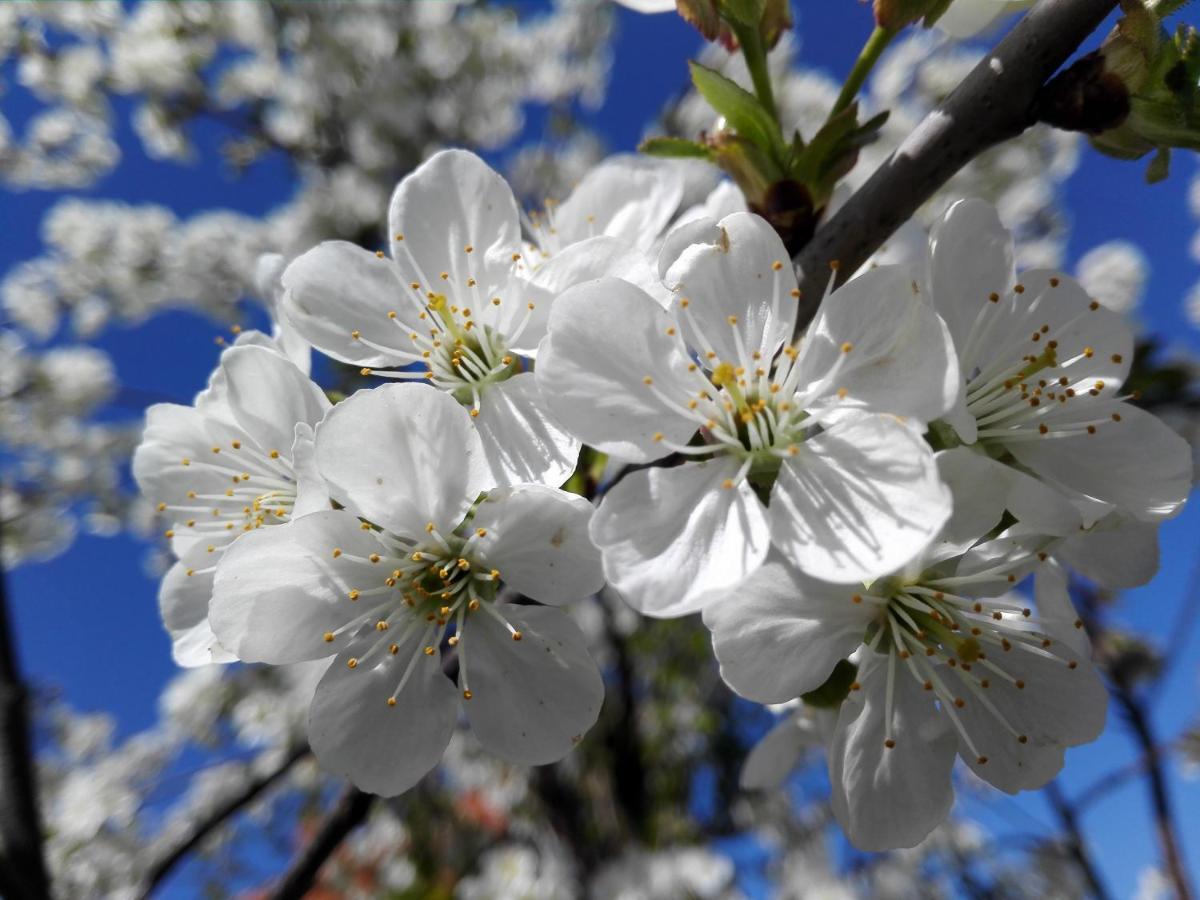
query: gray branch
[
  {"left": 791, "top": 0, "right": 1119, "bottom": 333},
  {"left": 0, "top": 571, "right": 50, "bottom": 900}
]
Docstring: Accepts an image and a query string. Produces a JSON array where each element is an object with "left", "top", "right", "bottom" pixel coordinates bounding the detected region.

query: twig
[
  {"left": 268, "top": 785, "right": 374, "bottom": 900},
  {"left": 1044, "top": 781, "right": 1117, "bottom": 900},
  {"left": 137, "top": 744, "right": 311, "bottom": 899},
  {"left": 790, "top": 0, "right": 1119, "bottom": 333},
  {"left": 0, "top": 569, "right": 51, "bottom": 900}
]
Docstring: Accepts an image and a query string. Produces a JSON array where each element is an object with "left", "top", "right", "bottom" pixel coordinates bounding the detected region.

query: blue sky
[{"left": 3, "top": 3, "right": 1198, "bottom": 897}]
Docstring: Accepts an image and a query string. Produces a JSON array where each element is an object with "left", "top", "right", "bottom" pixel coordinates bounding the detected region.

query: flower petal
[
  {"left": 388, "top": 149, "right": 521, "bottom": 301},
  {"left": 463, "top": 604, "right": 603, "bottom": 765},
  {"left": 215, "top": 345, "right": 330, "bottom": 464},
  {"left": 769, "top": 413, "right": 951, "bottom": 583},
  {"left": 474, "top": 373, "right": 580, "bottom": 489},
  {"left": 704, "top": 558, "right": 872, "bottom": 703},
  {"left": 796, "top": 266, "right": 959, "bottom": 422},
  {"left": 740, "top": 709, "right": 826, "bottom": 790},
  {"left": 662, "top": 212, "right": 799, "bottom": 364},
  {"left": 308, "top": 626, "right": 458, "bottom": 797},
  {"left": 281, "top": 241, "right": 415, "bottom": 366},
  {"left": 537, "top": 277, "right": 700, "bottom": 462},
  {"left": 472, "top": 484, "right": 603, "bottom": 604},
  {"left": 1007, "top": 401, "right": 1191, "bottom": 521},
  {"left": 290, "top": 422, "right": 330, "bottom": 518},
  {"left": 550, "top": 155, "right": 683, "bottom": 250},
  {"left": 591, "top": 457, "right": 771, "bottom": 617},
  {"left": 210, "top": 510, "right": 378, "bottom": 664},
  {"left": 829, "top": 657, "right": 958, "bottom": 852},
  {"left": 1057, "top": 514, "right": 1161, "bottom": 589},
  {"left": 929, "top": 199, "right": 1015, "bottom": 352},
  {"left": 315, "top": 384, "right": 492, "bottom": 537},
  {"left": 158, "top": 561, "right": 235, "bottom": 667}
]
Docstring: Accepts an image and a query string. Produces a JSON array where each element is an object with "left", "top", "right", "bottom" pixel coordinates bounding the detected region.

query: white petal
[
  {"left": 308, "top": 626, "right": 458, "bottom": 797},
  {"left": 132, "top": 403, "right": 214, "bottom": 506},
  {"left": 526, "top": 235, "right": 672, "bottom": 321},
  {"left": 956, "top": 701, "right": 1066, "bottom": 794},
  {"left": 612, "top": 0, "right": 677, "bottom": 11},
  {"left": 662, "top": 212, "right": 798, "bottom": 364},
  {"left": 315, "top": 384, "right": 492, "bottom": 537},
  {"left": 474, "top": 374, "right": 580, "bottom": 489},
  {"left": 592, "top": 457, "right": 771, "bottom": 617},
  {"left": 537, "top": 277, "right": 700, "bottom": 462},
  {"left": 472, "top": 485, "right": 603, "bottom": 604},
  {"left": 1034, "top": 560, "right": 1090, "bottom": 656},
  {"left": 1057, "top": 514, "right": 1160, "bottom": 589},
  {"left": 769, "top": 414, "right": 951, "bottom": 583},
  {"left": 215, "top": 345, "right": 330, "bottom": 464},
  {"left": 969, "top": 639, "right": 1107, "bottom": 752},
  {"left": 290, "top": 422, "right": 330, "bottom": 518},
  {"left": 463, "top": 604, "right": 603, "bottom": 765},
  {"left": 929, "top": 199, "right": 1015, "bottom": 353},
  {"left": 210, "top": 511, "right": 378, "bottom": 664},
  {"left": 704, "top": 559, "right": 872, "bottom": 703},
  {"left": 158, "top": 561, "right": 232, "bottom": 668},
  {"left": 829, "top": 657, "right": 958, "bottom": 852},
  {"left": 741, "top": 709, "right": 826, "bottom": 790},
  {"left": 1007, "top": 401, "right": 1191, "bottom": 521},
  {"left": 280, "top": 241, "right": 415, "bottom": 366},
  {"left": 388, "top": 149, "right": 521, "bottom": 302},
  {"left": 796, "top": 266, "right": 959, "bottom": 422},
  {"left": 552, "top": 155, "right": 683, "bottom": 250}
]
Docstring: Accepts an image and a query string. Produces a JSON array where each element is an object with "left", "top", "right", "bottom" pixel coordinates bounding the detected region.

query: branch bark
[
  {"left": 791, "top": 0, "right": 1118, "bottom": 333},
  {"left": 1044, "top": 781, "right": 1116, "bottom": 900},
  {"left": 137, "top": 744, "right": 310, "bottom": 899},
  {"left": 0, "top": 569, "right": 51, "bottom": 900},
  {"left": 269, "top": 785, "right": 373, "bottom": 900}
]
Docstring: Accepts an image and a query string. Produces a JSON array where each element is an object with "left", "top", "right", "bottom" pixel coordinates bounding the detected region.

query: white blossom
[{"left": 210, "top": 384, "right": 606, "bottom": 795}]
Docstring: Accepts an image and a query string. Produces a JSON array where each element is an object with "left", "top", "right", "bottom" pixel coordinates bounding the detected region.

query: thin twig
[
  {"left": 1044, "top": 781, "right": 1117, "bottom": 900},
  {"left": 790, "top": 0, "right": 1119, "bottom": 334},
  {"left": 137, "top": 744, "right": 311, "bottom": 899},
  {"left": 0, "top": 568, "right": 51, "bottom": 900},
  {"left": 268, "top": 785, "right": 374, "bottom": 900}
]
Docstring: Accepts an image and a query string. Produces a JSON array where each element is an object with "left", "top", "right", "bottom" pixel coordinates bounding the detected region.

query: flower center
[
  {"left": 855, "top": 553, "right": 1084, "bottom": 763},
  {"left": 953, "top": 280, "right": 1129, "bottom": 451},
  {"left": 323, "top": 519, "right": 522, "bottom": 707},
  {"left": 159, "top": 437, "right": 297, "bottom": 573}
]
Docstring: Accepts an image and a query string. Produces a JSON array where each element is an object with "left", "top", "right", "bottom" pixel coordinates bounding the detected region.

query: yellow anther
[
  {"left": 376, "top": 621, "right": 389, "bottom": 631},
  {"left": 512, "top": 631, "right": 523, "bottom": 641},
  {"left": 332, "top": 548, "right": 342, "bottom": 558},
  {"left": 464, "top": 244, "right": 474, "bottom": 253},
  {"left": 462, "top": 689, "right": 473, "bottom": 700},
  {"left": 395, "top": 233, "right": 404, "bottom": 241},
  {"left": 386, "top": 697, "right": 397, "bottom": 707},
  {"left": 323, "top": 632, "right": 334, "bottom": 643},
  {"left": 347, "top": 658, "right": 359, "bottom": 669},
  {"left": 771, "top": 260, "right": 783, "bottom": 271},
  {"left": 469, "top": 599, "right": 481, "bottom": 611},
  {"left": 721, "top": 479, "right": 734, "bottom": 490},
  {"left": 727, "top": 315, "right": 738, "bottom": 326},
  {"left": 790, "top": 288, "right": 801, "bottom": 299},
  {"left": 351, "top": 330, "right": 361, "bottom": 340},
  {"left": 348, "top": 589, "right": 360, "bottom": 601},
  {"left": 643, "top": 376, "right": 654, "bottom": 386},
  {"left": 389, "top": 643, "right": 399, "bottom": 655},
  {"left": 470, "top": 409, "right": 479, "bottom": 418},
  {"left": 375, "top": 250, "right": 385, "bottom": 259},
  {"left": 360, "top": 367, "right": 372, "bottom": 376},
  {"left": 1014, "top": 283, "right": 1026, "bottom": 294},
  {"left": 164, "top": 529, "right": 175, "bottom": 539},
  {"left": 211, "top": 446, "right": 221, "bottom": 454},
  {"left": 840, "top": 342, "right": 853, "bottom": 354},
  {"left": 475, "top": 528, "right": 487, "bottom": 538}
]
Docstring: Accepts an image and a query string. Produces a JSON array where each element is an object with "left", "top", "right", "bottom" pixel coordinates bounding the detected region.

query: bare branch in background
[
  {"left": 137, "top": 744, "right": 311, "bottom": 899},
  {"left": 268, "top": 786, "right": 374, "bottom": 900},
  {"left": 1044, "top": 781, "right": 1117, "bottom": 900},
  {"left": 791, "top": 0, "right": 1118, "bottom": 332},
  {"left": 0, "top": 572, "right": 51, "bottom": 900}
]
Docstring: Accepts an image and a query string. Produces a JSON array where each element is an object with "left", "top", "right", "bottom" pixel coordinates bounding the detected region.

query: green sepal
[
  {"left": 801, "top": 659, "right": 859, "bottom": 709},
  {"left": 639, "top": 136, "right": 716, "bottom": 161}
]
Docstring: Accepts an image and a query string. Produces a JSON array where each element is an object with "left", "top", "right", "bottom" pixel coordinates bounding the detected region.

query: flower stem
[
  {"left": 831, "top": 25, "right": 896, "bottom": 117},
  {"left": 732, "top": 21, "right": 777, "bottom": 122}
]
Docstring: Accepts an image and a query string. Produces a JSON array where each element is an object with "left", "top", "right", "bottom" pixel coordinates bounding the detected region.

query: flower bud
[{"left": 873, "top": 0, "right": 952, "bottom": 31}]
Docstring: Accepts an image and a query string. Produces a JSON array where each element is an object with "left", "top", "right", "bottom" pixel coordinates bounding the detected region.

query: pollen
[
  {"left": 840, "top": 342, "right": 853, "bottom": 354},
  {"left": 348, "top": 589, "right": 360, "bottom": 601},
  {"left": 332, "top": 548, "right": 342, "bottom": 558},
  {"left": 771, "top": 260, "right": 783, "bottom": 271},
  {"left": 270, "top": 450, "right": 280, "bottom": 459},
  {"left": 347, "top": 658, "right": 358, "bottom": 669},
  {"left": 386, "top": 697, "right": 397, "bottom": 707},
  {"left": 323, "top": 632, "right": 334, "bottom": 642},
  {"left": 351, "top": 330, "right": 361, "bottom": 340},
  {"left": 463, "top": 689, "right": 474, "bottom": 700}
]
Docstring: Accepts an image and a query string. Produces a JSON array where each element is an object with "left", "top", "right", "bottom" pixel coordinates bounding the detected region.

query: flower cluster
[{"left": 136, "top": 147, "right": 1191, "bottom": 849}]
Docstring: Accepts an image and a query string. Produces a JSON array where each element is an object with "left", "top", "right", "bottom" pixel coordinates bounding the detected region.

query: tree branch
[
  {"left": 137, "top": 744, "right": 310, "bottom": 899},
  {"left": 0, "top": 569, "right": 51, "bottom": 900},
  {"left": 1044, "top": 781, "right": 1116, "bottom": 900},
  {"left": 791, "top": 0, "right": 1118, "bottom": 333},
  {"left": 268, "top": 785, "right": 374, "bottom": 900}
]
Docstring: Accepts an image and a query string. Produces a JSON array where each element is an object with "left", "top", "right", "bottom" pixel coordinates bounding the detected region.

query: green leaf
[
  {"left": 688, "top": 60, "right": 783, "bottom": 160},
  {"left": 720, "top": 0, "right": 766, "bottom": 28},
  {"left": 638, "top": 136, "right": 715, "bottom": 160}
]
